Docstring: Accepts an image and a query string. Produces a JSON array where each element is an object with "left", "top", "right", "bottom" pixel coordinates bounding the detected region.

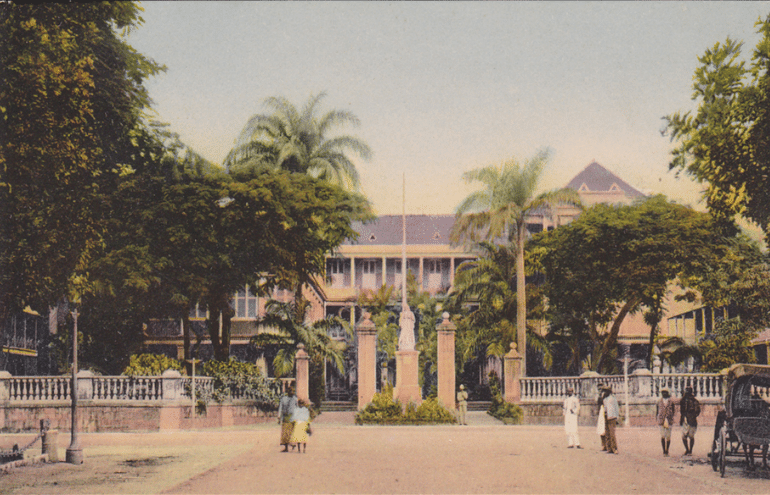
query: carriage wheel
[
  {"left": 711, "top": 439, "right": 719, "bottom": 472},
  {"left": 719, "top": 426, "right": 727, "bottom": 478}
]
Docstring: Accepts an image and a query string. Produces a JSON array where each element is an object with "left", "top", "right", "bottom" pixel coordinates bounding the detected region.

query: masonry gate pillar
[
  {"left": 295, "top": 344, "right": 310, "bottom": 404},
  {"left": 437, "top": 312, "right": 456, "bottom": 410},
  {"left": 504, "top": 342, "right": 523, "bottom": 403},
  {"left": 356, "top": 313, "right": 377, "bottom": 410}
]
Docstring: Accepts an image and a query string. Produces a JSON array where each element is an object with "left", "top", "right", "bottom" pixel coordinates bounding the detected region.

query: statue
[{"left": 398, "top": 306, "right": 415, "bottom": 351}]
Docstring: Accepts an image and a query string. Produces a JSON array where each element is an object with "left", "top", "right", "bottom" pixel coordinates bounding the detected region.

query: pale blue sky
[{"left": 128, "top": 1, "right": 770, "bottom": 217}]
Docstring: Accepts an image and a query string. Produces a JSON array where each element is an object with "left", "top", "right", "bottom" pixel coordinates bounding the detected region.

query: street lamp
[{"left": 66, "top": 309, "right": 83, "bottom": 464}]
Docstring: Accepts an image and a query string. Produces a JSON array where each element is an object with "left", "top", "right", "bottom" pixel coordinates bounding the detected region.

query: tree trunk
[
  {"left": 182, "top": 313, "right": 191, "bottom": 375},
  {"left": 595, "top": 297, "right": 640, "bottom": 373},
  {"left": 206, "top": 305, "right": 222, "bottom": 360},
  {"left": 516, "top": 221, "right": 527, "bottom": 377}
]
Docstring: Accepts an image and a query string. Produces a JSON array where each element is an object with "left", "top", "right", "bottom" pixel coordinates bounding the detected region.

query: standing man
[
  {"left": 656, "top": 388, "right": 676, "bottom": 456},
  {"left": 563, "top": 387, "right": 582, "bottom": 448},
  {"left": 277, "top": 385, "right": 298, "bottom": 453},
  {"left": 603, "top": 386, "right": 620, "bottom": 454},
  {"left": 456, "top": 384, "right": 468, "bottom": 425},
  {"left": 597, "top": 383, "right": 608, "bottom": 451},
  {"left": 680, "top": 386, "right": 701, "bottom": 456}
]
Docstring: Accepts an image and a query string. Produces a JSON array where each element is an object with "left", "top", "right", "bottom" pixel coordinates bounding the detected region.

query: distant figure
[
  {"left": 277, "top": 385, "right": 298, "bottom": 452},
  {"left": 679, "top": 386, "right": 700, "bottom": 456},
  {"left": 290, "top": 399, "right": 311, "bottom": 453},
  {"left": 563, "top": 387, "right": 582, "bottom": 449},
  {"left": 656, "top": 388, "right": 676, "bottom": 456},
  {"left": 603, "top": 386, "right": 620, "bottom": 454},
  {"left": 456, "top": 384, "right": 469, "bottom": 425},
  {"left": 596, "top": 384, "right": 608, "bottom": 451}
]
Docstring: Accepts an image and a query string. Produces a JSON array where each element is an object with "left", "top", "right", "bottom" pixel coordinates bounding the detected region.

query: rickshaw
[{"left": 710, "top": 364, "right": 770, "bottom": 477}]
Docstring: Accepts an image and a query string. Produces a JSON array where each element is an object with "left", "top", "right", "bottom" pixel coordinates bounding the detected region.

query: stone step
[{"left": 320, "top": 401, "right": 357, "bottom": 412}]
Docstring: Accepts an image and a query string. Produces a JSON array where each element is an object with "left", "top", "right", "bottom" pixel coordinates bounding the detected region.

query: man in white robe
[{"left": 563, "top": 387, "right": 582, "bottom": 448}]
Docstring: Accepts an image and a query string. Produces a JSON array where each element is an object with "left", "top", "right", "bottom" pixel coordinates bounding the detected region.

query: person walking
[
  {"left": 277, "top": 385, "right": 298, "bottom": 452},
  {"left": 680, "top": 386, "right": 701, "bottom": 456},
  {"left": 563, "top": 387, "right": 582, "bottom": 448},
  {"left": 456, "top": 384, "right": 468, "bottom": 425},
  {"left": 603, "top": 386, "right": 620, "bottom": 454},
  {"left": 290, "top": 399, "right": 311, "bottom": 453},
  {"left": 656, "top": 388, "right": 676, "bottom": 456}
]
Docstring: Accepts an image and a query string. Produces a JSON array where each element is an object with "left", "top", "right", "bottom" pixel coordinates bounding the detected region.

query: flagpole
[{"left": 402, "top": 172, "right": 407, "bottom": 308}]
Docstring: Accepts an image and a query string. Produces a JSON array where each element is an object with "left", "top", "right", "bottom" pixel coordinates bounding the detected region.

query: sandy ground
[{"left": 0, "top": 412, "right": 768, "bottom": 494}]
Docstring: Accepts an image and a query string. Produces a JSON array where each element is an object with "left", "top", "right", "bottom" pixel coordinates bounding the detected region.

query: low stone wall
[
  {"left": 0, "top": 401, "right": 276, "bottom": 433},
  {"left": 521, "top": 398, "right": 724, "bottom": 427}
]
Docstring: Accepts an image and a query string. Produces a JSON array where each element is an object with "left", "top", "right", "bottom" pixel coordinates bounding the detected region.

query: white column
[
  {"left": 350, "top": 257, "right": 356, "bottom": 288},
  {"left": 449, "top": 257, "right": 455, "bottom": 288},
  {"left": 419, "top": 257, "right": 424, "bottom": 290},
  {"left": 382, "top": 257, "right": 387, "bottom": 287}
]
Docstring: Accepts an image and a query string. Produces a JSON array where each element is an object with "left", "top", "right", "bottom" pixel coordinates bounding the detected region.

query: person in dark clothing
[{"left": 679, "top": 386, "right": 700, "bottom": 456}]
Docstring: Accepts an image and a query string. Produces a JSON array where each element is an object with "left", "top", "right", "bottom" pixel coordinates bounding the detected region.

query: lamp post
[{"left": 66, "top": 309, "right": 83, "bottom": 464}]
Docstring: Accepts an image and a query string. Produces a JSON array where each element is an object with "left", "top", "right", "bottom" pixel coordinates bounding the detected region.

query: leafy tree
[
  {"left": 0, "top": 2, "right": 164, "bottom": 320},
  {"left": 536, "top": 195, "right": 734, "bottom": 373},
  {"left": 665, "top": 14, "right": 770, "bottom": 239},
  {"left": 224, "top": 92, "right": 371, "bottom": 191},
  {"left": 450, "top": 149, "right": 580, "bottom": 375},
  {"left": 699, "top": 318, "right": 758, "bottom": 372}
]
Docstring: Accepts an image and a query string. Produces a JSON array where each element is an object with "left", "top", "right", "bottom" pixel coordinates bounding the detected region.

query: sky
[{"left": 127, "top": 1, "right": 770, "bottom": 217}]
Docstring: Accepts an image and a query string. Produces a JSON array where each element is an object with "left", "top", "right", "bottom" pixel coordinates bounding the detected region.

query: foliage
[
  {"left": 122, "top": 353, "right": 184, "bottom": 377},
  {"left": 0, "top": 2, "right": 164, "bottom": 320},
  {"left": 665, "top": 14, "right": 770, "bottom": 240},
  {"left": 535, "top": 195, "right": 736, "bottom": 373},
  {"left": 487, "top": 371, "right": 523, "bottom": 424},
  {"left": 224, "top": 92, "right": 371, "bottom": 191},
  {"left": 354, "top": 386, "right": 456, "bottom": 425},
  {"left": 200, "top": 359, "right": 280, "bottom": 409},
  {"left": 699, "top": 318, "right": 758, "bottom": 372},
  {"left": 451, "top": 149, "right": 581, "bottom": 375},
  {"left": 251, "top": 299, "right": 347, "bottom": 407}
]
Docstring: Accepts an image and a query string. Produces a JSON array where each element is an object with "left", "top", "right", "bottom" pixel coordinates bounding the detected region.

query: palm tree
[
  {"left": 450, "top": 149, "right": 581, "bottom": 376},
  {"left": 223, "top": 92, "right": 372, "bottom": 190},
  {"left": 251, "top": 299, "right": 348, "bottom": 405}
]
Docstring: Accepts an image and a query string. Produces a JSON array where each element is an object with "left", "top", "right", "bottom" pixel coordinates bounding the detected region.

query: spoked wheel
[
  {"left": 711, "top": 439, "right": 719, "bottom": 472},
  {"left": 719, "top": 426, "right": 727, "bottom": 478}
]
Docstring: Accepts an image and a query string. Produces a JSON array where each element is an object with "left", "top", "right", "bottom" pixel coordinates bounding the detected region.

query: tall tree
[
  {"left": 0, "top": 2, "right": 164, "bottom": 320},
  {"left": 536, "top": 195, "right": 736, "bottom": 373},
  {"left": 224, "top": 92, "right": 371, "bottom": 191},
  {"left": 665, "top": 14, "right": 770, "bottom": 240},
  {"left": 450, "top": 149, "right": 581, "bottom": 375}
]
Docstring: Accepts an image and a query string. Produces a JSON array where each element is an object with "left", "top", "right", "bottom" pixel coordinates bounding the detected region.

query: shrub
[
  {"left": 201, "top": 359, "right": 280, "bottom": 410},
  {"left": 355, "top": 385, "right": 456, "bottom": 425},
  {"left": 122, "top": 353, "right": 184, "bottom": 377},
  {"left": 487, "top": 370, "right": 523, "bottom": 424}
]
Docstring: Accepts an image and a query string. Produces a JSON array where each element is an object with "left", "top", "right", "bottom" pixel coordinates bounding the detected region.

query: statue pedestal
[{"left": 394, "top": 350, "right": 422, "bottom": 406}]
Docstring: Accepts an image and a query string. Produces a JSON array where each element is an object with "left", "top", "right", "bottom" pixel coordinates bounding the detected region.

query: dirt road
[{"left": 1, "top": 413, "right": 768, "bottom": 494}]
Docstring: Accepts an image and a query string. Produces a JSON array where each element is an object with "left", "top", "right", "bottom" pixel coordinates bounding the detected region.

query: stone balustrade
[{"left": 519, "top": 370, "right": 724, "bottom": 403}]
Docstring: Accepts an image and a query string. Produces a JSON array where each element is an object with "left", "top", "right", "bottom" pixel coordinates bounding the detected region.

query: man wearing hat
[
  {"left": 603, "top": 386, "right": 620, "bottom": 454},
  {"left": 563, "top": 387, "right": 582, "bottom": 448},
  {"left": 456, "top": 384, "right": 468, "bottom": 425},
  {"left": 656, "top": 388, "right": 676, "bottom": 456},
  {"left": 680, "top": 386, "right": 701, "bottom": 455}
]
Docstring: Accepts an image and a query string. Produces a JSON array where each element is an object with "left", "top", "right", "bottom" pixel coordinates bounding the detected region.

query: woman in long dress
[{"left": 290, "top": 399, "right": 311, "bottom": 453}]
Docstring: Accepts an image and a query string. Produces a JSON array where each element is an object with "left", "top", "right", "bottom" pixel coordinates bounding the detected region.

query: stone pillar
[
  {"left": 356, "top": 313, "right": 377, "bottom": 409},
  {"left": 41, "top": 420, "right": 59, "bottom": 463},
  {"left": 580, "top": 371, "right": 600, "bottom": 400},
  {"left": 503, "top": 342, "right": 522, "bottom": 403},
  {"left": 395, "top": 350, "right": 421, "bottom": 405},
  {"left": 295, "top": 343, "right": 310, "bottom": 404},
  {"left": 0, "top": 371, "right": 11, "bottom": 401},
  {"left": 161, "top": 369, "right": 182, "bottom": 400},
  {"left": 76, "top": 370, "right": 94, "bottom": 400},
  {"left": 437, "top": 312, "right": 456, "bottom": 410},
  {"left": 631, "top": 368, "right": 653, "bottom": 398}
]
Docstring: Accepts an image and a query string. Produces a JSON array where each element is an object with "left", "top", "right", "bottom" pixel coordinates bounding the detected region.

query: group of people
[
  {"left": 277, "top": 386, "right": 312, "bottom": 453},
  {"left": 657, "top": 386, "right": 701, "bottom": 456},
  {"left": 562, "top": 384, "right": 699, "bottom": 456}
]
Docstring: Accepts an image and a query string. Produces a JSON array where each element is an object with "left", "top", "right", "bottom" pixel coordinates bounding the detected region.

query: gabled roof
[
  {"left": 566, "top": 161, "right": 645, "bottom": 198},
  {"left": 345, "top": 215, "right": 456, "bottom": 246}
]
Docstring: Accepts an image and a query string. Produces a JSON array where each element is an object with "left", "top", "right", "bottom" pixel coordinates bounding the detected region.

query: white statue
[{"left": 398, "top": 306, "right": 415, "bottom": 351}]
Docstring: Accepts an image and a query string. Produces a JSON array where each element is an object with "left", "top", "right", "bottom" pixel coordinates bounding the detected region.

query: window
[
  {"left": 233, "top": 286, "right": 258, "bottom": 319},
  {"left": 189, "top": 304, "right": 207, "bottom": 320},
  {"left": 328, "top": 258, "right": 345, "bottom": 275},
  {"left": 362, "top": 260, "right": 376, "bottom": 274},
  {"left": 427, "top": 259, "right": 443, "bottom": 273}
]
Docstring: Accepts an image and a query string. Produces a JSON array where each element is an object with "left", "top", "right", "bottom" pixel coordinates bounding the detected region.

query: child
[{"left": 290, "top": 399, "right": 311, "bottom": 453}]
